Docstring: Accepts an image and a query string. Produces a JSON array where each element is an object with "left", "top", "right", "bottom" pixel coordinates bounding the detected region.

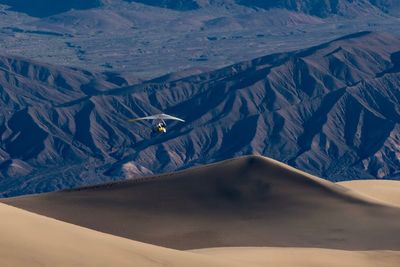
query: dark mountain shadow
[
  {"left": 123, "top": 0, "right": 199, "bottom": 10},
  {"left": 0, "top": 0, "right": 101, "bottom": 17}
]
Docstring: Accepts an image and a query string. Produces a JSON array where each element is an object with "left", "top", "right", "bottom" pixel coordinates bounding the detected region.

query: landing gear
[{"left": 155, "top": 121, "right": 167, "bottom": 133}]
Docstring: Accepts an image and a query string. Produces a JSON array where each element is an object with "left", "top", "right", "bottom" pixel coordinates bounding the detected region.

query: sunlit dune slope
[
  {"left": 3, "top": 156, "right": 400, "bottom": 250},
  {"left": 338, "top": 180, "right": 400, "bottom": 207},
  {"left": 0, "top": 203, "right": 238, "bottom": 267},
  {"left": 193, "top": 247, "right": 400, "bottom": 267}
]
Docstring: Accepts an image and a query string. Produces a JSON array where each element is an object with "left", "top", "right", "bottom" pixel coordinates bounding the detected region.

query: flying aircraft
[{"left": 127, "top": 113, "right": 185, "bottom": 134}]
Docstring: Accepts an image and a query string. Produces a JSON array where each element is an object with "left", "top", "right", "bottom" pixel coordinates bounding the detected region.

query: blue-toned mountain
[
  {"left": 1, "top": 0, "right": 398, "bottom": 17},
  {"left": 0, "top": 0, "right": 101, "bottom": 17},
  {"left": 0, "top": 31, "right": 399, "bottom": 197},
  {"left": 123, "top": 0, "right": 399, "bottom": 17}
]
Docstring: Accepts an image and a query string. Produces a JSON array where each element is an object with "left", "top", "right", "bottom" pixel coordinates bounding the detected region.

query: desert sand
[
  {"left": 338, "top": 180, "right": 400, "bottom": 207},
  {"left": 1, "top": 202, "right": 399, "bottom": 267},
  {"left": 1, "top": 156, "right": 400, "bottom": 266},
  {"left": 3, "top": 156, "right": 400, "bottom": 250},
  {"left": 0, "top": 202, "right": 239, "bottom": 267},
  {"left": 194, "top": 247, "right": 400, "bottom": 267}
]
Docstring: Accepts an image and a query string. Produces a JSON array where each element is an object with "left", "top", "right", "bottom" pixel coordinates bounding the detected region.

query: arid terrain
[
  {"left": 1, "top": 156, "right": 399, "bottom": 266},
  {"left": 1, "top": 31, "right": 400, "bottom": 197},
  {"left": 0, "top": 1, "right": 399, "bottom": 266}
]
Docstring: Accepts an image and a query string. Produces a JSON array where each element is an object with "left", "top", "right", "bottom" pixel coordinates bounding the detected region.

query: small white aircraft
[{"left": 128, "top": 113, "right": 185, "bottom": 134}]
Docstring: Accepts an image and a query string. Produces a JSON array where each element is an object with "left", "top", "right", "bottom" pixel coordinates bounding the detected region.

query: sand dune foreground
[
  {"left": 1, "top": 156, "right": 400, "bottom": 266},
  {"left": 1, "top": 203, "right": 399, "bottom": 267},
  {"left": 0, "top": 203, "right": 236, "bottom": 267}
]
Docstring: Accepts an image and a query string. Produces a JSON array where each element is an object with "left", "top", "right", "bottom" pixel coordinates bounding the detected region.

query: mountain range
[
  {"left": 0, "top": 31, "right": 399, "bottom": 196},
  {"left": 1, "top": 0, "right": 399, "bottom": 79},
  {"left": 1, "top": 0, "right": 398, "bottom": 17}
]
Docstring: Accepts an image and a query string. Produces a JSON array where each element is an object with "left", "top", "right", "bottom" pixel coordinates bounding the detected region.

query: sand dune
[
  {"left": 0, "top": 203, "right": 239, "bottom": 267},
  {"left": 3, "top": 156, "right": 400, "bottom": 251},
  {"left": 194, "top": 247, "right": 400, "bottom": 267},
  {"left": 1, "top": 202, "right": 399, "bottom": 267},
  {"left": 338, "top": 180, "right": 400, "bottom": 207}
]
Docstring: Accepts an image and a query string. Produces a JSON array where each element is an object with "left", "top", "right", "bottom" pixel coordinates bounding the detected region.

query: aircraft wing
[{"left": 128, "top": 113, "right": 185, "bottom": 122}]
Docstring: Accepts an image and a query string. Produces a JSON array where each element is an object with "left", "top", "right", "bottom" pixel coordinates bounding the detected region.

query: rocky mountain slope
[
  {"left": 0, "top": 31, "right": 399, "bottom": 197},
  {"left": 0, "top": 0, "right": 397, "bottom": 18},
  {"left": 124, "top": 0, "right": 200, "bottom": 10},
  {"left": 237, "top": 0, "right": 384, "bottom": 17},
  {"left": 124, "top": 0, "right": 397, "bottom": 17}
]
